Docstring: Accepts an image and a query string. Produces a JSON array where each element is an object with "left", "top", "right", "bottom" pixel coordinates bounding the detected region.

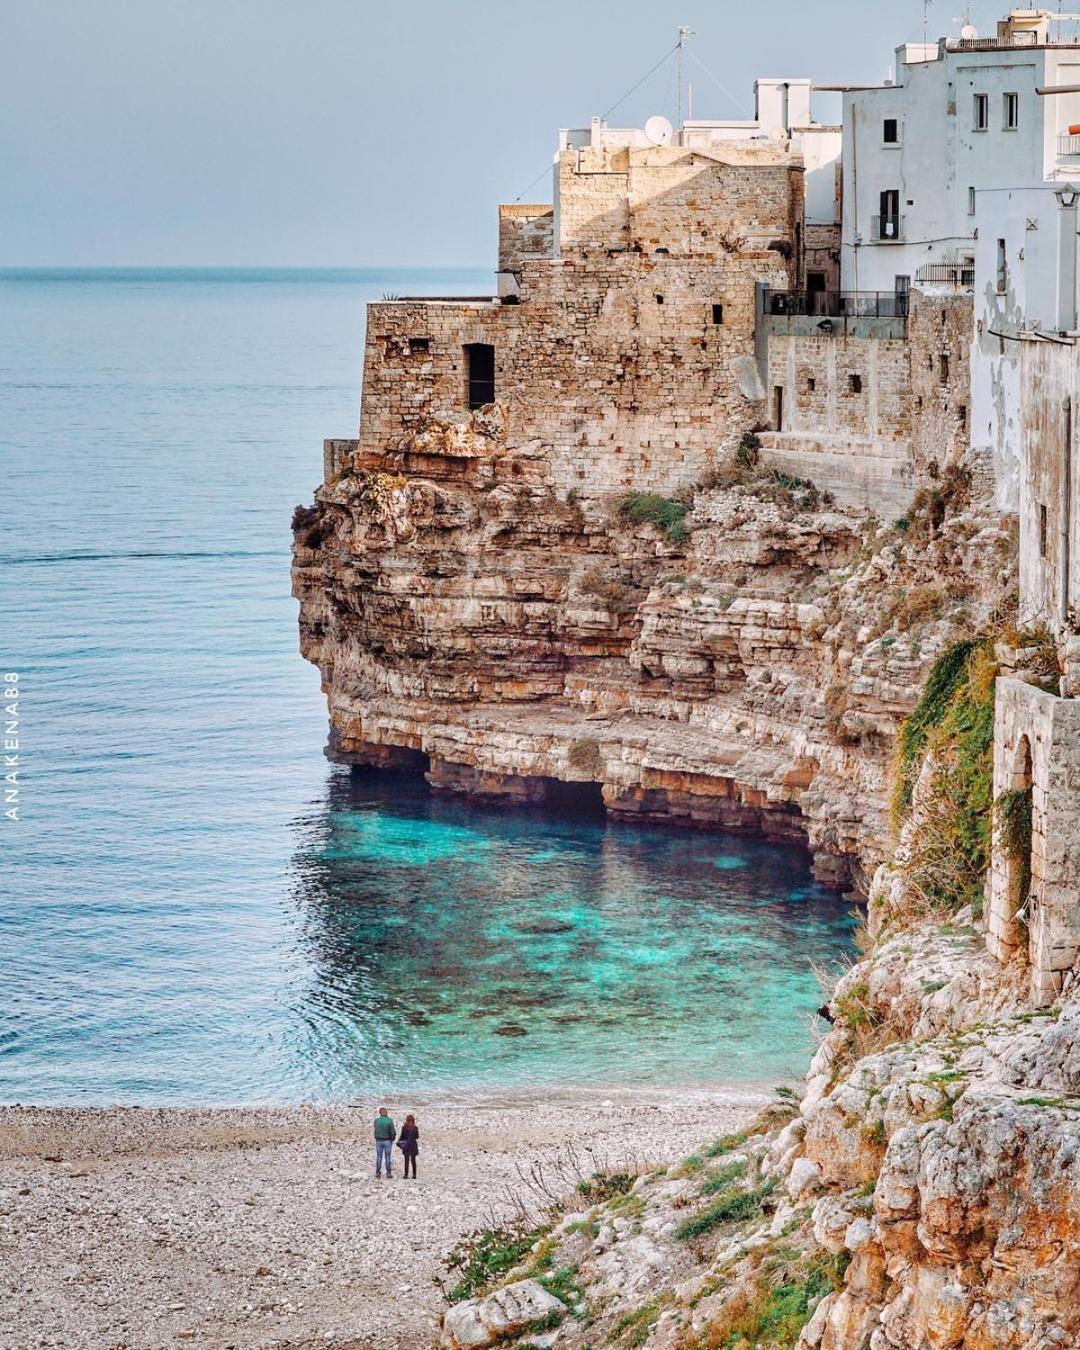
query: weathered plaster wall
[{"left": 1018, "top": 338, "right": 1080, "bottom": 630}]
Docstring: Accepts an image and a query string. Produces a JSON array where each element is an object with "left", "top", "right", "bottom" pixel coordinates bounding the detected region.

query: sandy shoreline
[{"left": 0, "top": 1086, "right": 767, "bottom": 1349}]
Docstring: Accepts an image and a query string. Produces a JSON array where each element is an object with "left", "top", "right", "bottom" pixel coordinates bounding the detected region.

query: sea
[{"left": 0, "top": 268, "right": 856, "bottom": 1104}]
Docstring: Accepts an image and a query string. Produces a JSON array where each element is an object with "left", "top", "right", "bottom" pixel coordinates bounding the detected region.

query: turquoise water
[{"left": 0, "top": 269, "right": 855, "bottom": 1104}]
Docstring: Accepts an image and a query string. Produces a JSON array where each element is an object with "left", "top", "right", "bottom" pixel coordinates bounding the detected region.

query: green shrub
[
  {"left": 576, "top": 1169, "right": 636, "bottom": 1205},
  {"left": 619, "top": 492, "right": 690, "bottom": 544},
  {"left": 445, "top": 1221, "right": 550, "bottom": 1303},
  {"left": 891, "top": 638, "right": 998, "bottom": 913},
  {"left": 675, "top": 1181, "right": 775, "bottom": 1241}
]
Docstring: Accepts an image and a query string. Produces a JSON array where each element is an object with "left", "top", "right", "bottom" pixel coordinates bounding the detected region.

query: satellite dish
[
  {"left": 961, "top": 24, "right": 979, "bottom": 39},
  {"left": 644, "top": 114, "right": 674, "bottom": 146}
]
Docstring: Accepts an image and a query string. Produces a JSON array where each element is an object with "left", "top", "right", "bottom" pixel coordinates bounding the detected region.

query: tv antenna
[{"left": 676, "top": 25, "right": 694, "bottom": 128}]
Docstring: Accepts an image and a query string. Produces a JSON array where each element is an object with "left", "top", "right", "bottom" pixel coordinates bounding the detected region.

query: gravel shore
[{"left": 0, "top": 1087, "right": 765, "bottom": 1349}]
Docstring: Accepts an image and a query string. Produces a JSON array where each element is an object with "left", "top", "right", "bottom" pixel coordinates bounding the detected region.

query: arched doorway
[{"left": 992, "top": 735, "right": 1034, "bottom": 961}]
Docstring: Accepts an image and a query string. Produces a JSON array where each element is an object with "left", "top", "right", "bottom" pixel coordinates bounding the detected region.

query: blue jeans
[{"left": 375, "top": 1139, "right": 394, "bottom": 1175}]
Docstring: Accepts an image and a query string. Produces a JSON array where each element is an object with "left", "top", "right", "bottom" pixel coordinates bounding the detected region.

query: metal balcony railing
[
  {"left": 1059, "top": 133, "right": 1080, "bottom": 156},
  {"left": 915, "top": 263, "right": 975, "bottom": 287},
  {"left": 765, "top": 290, "right": 909, "bottom": 319},
  {"left": 870, "top": 215, "right": 904, "bottom": 242}
]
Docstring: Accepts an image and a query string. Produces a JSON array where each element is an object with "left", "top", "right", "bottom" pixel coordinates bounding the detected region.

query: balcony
[
  {"left": 915, "top": 263, "right": 975, "bottom": 288},
  {"left": 1059, "top": 133, "right": 1080, "bottom": 157},
  {"left": 870, "top": 215, "right": 904, "bottom": 242},
  {"left": 761, "top": 289, "right": 908, "bottom": 339}
]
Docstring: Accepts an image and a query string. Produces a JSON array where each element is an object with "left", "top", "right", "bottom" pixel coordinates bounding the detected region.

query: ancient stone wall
[
  {"left": 759, "top": 331, "right": 915, "bottom": 516},
  {"left": 804, "top": 222, "right": 840, "bottom": 291},
  {"left": 908, "top": 290, "right": 975, "bottom": 481},
  {"left": 348, "top": 148, "right": 804, "bottom": 499},
  {"left": 497, "top": 204, "right": 554, "bottom": 273}
]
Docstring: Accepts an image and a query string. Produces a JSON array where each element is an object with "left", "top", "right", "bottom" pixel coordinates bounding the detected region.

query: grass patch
[
  {"left": 619, "top": 492, "right": 690, "bottom": 544},
  {"left": 675, "top": 1181, "right": 775, "bottom": 1241},
  {"left": 703, "top": 1131, "right": 749, "bottom": 1157},
  {"left": 685, "top": 1250, "right": 848, "bottom": 1349},
  {"left": 701, "top": 1159, "right": 750, "bottom": 1195},
  {"left": 609, "top": 1292, "right": 675, "bottom": 1345}
]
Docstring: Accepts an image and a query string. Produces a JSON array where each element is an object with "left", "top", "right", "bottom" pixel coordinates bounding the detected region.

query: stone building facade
[
  {"left": 334, "top": 143, "right": 804, "bottom": 501},
  {"left": 987, "top": 337, "right": 1080, "bottom": 1002},
  {"left": 757, "top": 292, "right": 974, "bottom": 516}
]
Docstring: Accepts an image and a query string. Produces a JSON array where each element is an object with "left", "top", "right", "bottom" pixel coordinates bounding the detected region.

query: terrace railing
[{"left": 765, "top": 290, "right": 909, "bottom": 319}]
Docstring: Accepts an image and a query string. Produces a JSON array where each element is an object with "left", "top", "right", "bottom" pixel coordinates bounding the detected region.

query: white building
[{"left": 841, "top": 8, "right": 1080, "bottom": 507}]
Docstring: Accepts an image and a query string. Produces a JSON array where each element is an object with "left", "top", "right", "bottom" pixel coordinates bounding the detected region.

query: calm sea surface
[{"left": 0, "top": 269, "right": 855, "bottom": 1104}]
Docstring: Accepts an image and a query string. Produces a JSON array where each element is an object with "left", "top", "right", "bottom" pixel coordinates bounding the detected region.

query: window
[
  {"left": 849, "top": 373, "right": 863, "bottom": 394},
  {"left": 1004, "top": 92, "right": 1019, "bottom": 130},
  {"left": 883, "top": 117, "right": 899, "bottom": 144},
  {"left": 940, "top": 355, "right": 950, "bottom": 384},
  {"left": 773, "top": 386, "right": 784, "bottom": 431},
  {"left": 408, "top": 337, "right": 430, "bottom": 354},
  {"left": 997, "top": 239, "right": 1009, "bottom": 294},
  {"left": 655, "top": 293, "right": 664, "bottom": 305},
  {"left": 968, "top": 186, "right": 977, "bottom": 216},
  {"left": 807, "top": 375, "right": 817, "bottom": 392},
  {"left": 974, "top": 93, "right": 989, "bottom": 130},
  {"left": 878, "top": 189, "right": 901, "bottom": 240},
  {"left": 1040, "top": 504, "right": 1049, "bottom": 557},
  {"left": 711, "top": 303, "right": 724, "bottom": 325},
  {"left": 464, "top": 343, "right": 495, "bottom": 410},
  {"left": 958, "top": 404, "right": 967, "bottom": 430}
]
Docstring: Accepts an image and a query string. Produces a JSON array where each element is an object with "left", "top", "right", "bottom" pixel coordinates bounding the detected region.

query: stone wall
[
  {"left": 756, "top": 291, "right": 974, "bottom": 518},
  {"left": 497, "top": 204, "right": 554, "bottom": 273},
  {"left": 759, "top": 331, "right": 914, "bottom": 516},
  {"left": 908, "top": 290, "right": 975, "bottom": 481},
  {"left": 990, "top": 677, "right": 1080, "bottom": 1002},
  {"left": 346, "top": 147, "right": 804, "bottom": 499}
]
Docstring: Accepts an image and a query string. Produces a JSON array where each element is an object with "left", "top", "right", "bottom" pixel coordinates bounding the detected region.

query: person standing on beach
[
  {"left": 374, "top": 1107, "right": 396, "bottom": 1178},
  {"left": 398, "top": 1114, "right": 419, "bottom": 1179}
]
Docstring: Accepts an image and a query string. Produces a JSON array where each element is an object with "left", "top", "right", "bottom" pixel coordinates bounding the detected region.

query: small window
[
  {"left": 940, "top": 355, "right": 950, "bottom": 384},
  {"left": 968, "top": 186, "right": 977, "bottom": 216},
  {"left": 655, "top": 293, "right": 664, "bottom": 305},
  {"left": 1040, "top": 504, "right": 1049, "bottom": 557},
  {"left": 883, "top": 117, "right": 899, "bottom": 144},
  {"left": 849, "top": 373, "right": 863, "bottom": 394},
  {"left": 464, "top": 342, "right": 495, "bottom": 410},
  {"left": 958, "top": 404, "right": 967, "bottom": 429},
  {"left": 711, "top": 303, "right": 723, "bottom": 325},
  {"left": 408, "top": 337, "right": 430, "bottom": 353},
  {"left": 807, "top": 376, "right": 817, "bottom": 392},
  {"left": 974, "top": 93, "right": 989, "bottom": 131},
  {"left": 997, "top": 239, "right": 1008, "bottom": 294},
  {"left": 1004, "top": 92, "right": 1019, "bottom": 130}
]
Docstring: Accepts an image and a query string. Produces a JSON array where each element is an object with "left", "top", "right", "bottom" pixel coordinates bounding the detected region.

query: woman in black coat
[{"left": 398, "top": 1114, "right": 419, "bottom": 1178}]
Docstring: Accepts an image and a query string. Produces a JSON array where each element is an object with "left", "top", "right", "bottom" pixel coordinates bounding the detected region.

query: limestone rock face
[
  {"left": 293, "top": 437, "right": 1013, "bottom": 883},
  {"left": 440, "top": 1279, "right": 565, "bottom": 1348}
]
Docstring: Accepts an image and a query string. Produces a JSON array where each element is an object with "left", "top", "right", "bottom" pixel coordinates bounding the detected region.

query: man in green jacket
[{"left": 374, "top": 1107, "right": 396, "bottom": 1178}]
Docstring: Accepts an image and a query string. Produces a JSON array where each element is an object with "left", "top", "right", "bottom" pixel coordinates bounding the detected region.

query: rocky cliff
[
  {"left": 293, "top": 414, "right": 1080, "bottom": 1348},
  {"left": 293, "top": 423, "right": 1012, "bottom": 888}
]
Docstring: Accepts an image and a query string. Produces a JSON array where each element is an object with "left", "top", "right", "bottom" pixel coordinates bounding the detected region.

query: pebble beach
[{"left": 0, "top": 1088, "right": 764, "bottom": 1348}]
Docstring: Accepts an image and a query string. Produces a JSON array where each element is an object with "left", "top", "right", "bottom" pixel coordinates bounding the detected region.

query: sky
[{"left": 0, "top": 0, "right": 1034, "bottom": 268}]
